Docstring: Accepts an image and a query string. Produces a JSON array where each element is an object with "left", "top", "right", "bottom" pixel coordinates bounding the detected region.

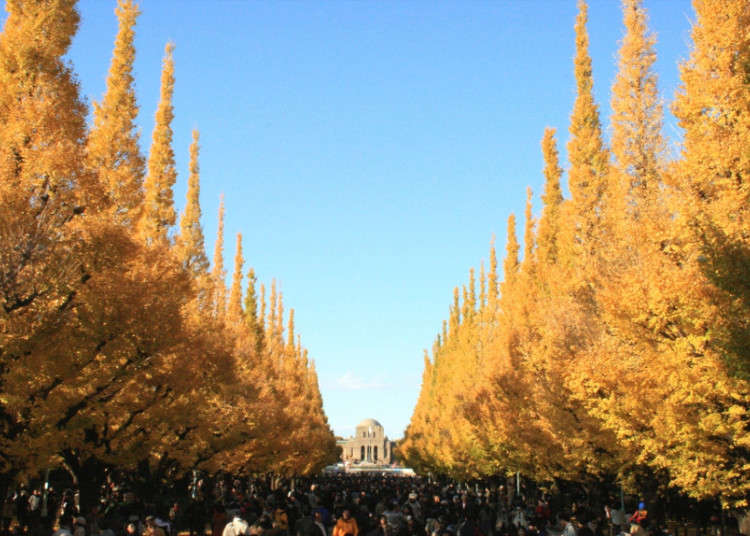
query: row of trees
[
  {"left": 0, "top": 0, "right": 339, "bottom": 496},
  {"left": 400, "top": 0, "right": 750, "bottom": 509}
]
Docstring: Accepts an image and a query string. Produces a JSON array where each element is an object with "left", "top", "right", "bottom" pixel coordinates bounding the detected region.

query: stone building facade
[{"left": 338, "top": 418, "right": 395, "bottom": 464}]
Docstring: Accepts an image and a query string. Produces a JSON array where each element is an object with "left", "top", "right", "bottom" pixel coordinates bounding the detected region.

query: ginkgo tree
[
  {"left": 0, "top": 0, "right": 338, "bottom": 500},
  {"left": 402, "top": 0, "right": 750, "bottom": 509}
]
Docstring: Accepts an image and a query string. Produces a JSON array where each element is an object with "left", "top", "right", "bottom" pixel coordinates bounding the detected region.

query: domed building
[{"left": 338, "top": 418, "right": 395, "bottom": 464}]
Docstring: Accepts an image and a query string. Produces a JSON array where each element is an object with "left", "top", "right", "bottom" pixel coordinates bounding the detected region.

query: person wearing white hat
[{"left": 223, "top": 516, "right": 252, "bottom": 536}]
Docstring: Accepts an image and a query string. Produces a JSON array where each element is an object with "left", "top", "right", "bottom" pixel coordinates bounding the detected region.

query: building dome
[
  {"left": 357, "top": 418, "right": 382, "bottom": 429},
  {"left": 340, "top": 418, "right": 394, "bottom": 465}
]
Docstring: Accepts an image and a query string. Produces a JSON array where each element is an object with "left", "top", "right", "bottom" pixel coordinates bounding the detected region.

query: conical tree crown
[
  {"left": 0, "top": 0, "right": 90, "bottom": 338},
  {"left": 610, "top": 0, "right": 663, "bottom": 215},
  {"left": 243, "top": 268, "right": 265, "bottom": 356},
  {"left": 274, "top": 285, "right": 285, "bottom": 346},
  {"left": 87, "top": 0, "right": 144, "bottom": 225},
  {"left": 673, "top": 0, "right": 750, "bottom": 237},
  {"left": 287, "top": 308, "right": 295, "bottom": 349},
  {"left": 212, "top": 196, "right": 226, "bottom": 317},
  {"left": 479, "top": 261, "right": 486, "bottom": 309},
  {"left": 672, "top": 0, "right": 750, "bottom": 378},
  {"left": 502, "top": 213, "right": 520, "bottom": 294},
  {"left": 536, "top": 128, "right": 564, "bottom": 267},
  {"left": 176, "top": 129, "right": 210, "bottom": 278},
  {"left": 567, "top": 0, "right": 610, "bottom": 247},
  {"left": 259, "top": 283, "right": 266, "bottom": 332},
  {"left": 228, "top": 233, "right": 244, "bottom": 321},
  {"left": 488, "top": 237, "right": 498, "bottom": 303},
  {"left": 522, "top": 187, "right": 535, "bottom": 274},
  {"left": 268, "top": 279, "right": 278, "bottom": 340},
  {"left": 448, "top": 286, "right": 461, "bottom": 338},
  {"left": 466, "top": 268, "right": 476, "bottom": 316},
  {"left": 140, "top": 42, "right": 177, "bottom": 244},
  {"left": 0, "top": 0, "right": 88, "bottom": 205}
]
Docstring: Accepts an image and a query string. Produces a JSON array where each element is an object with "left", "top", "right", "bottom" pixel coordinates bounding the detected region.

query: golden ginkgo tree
[
  {"left": 0, "top": 0, "right": 338, "bottom": 497},
  {"left": 402, "top": 0, "right": 750, "bottom": 508}
]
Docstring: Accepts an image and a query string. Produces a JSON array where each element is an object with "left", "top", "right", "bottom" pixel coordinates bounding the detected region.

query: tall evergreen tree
[
  {"left": 565, "top": 0, "right": 610, "bottom": 263},
  {"left": 522, "top": 187, "right": 535, "bottom": 274},
  {"left": 658, "top": 0, "right": 750, "bottom": 504},
  {"left": 536, "top": 128, "right": 564, "bottom": 268},
  {"left": 672, "top": 0, "right": 750, "bottom": 379},
  {"left": 610, "top": 0, "right": 664, "bottom": 222},
  {"left": 449, "top": 287, "right": 461, "bottom": 338},
  {"left": 269, "top": 280, "right": 278, "bottom": 342},
  {"left": 211, "top": 197, "right": 226, "bottom": 318},
  {"left": 140, "top": 42, "right": 177, "bottom": 244},
  {"left": 583, "top": 0, "right": 670, "bottom": 485},
  {"left": 176, "top": 129, "right": 210, "bottom": 278},
  {"left": 228, "top": 233, "right": 244, "bottom": 321},
  {"left": 86, "top": 0, "right": 144, "bottom": 226},
  {"left": 259, "top": 283, "right": 266, "bottom": 334},
  {"left": 466, "top": 268, "right": 477, "bottom": 316},
  {"left": 0, "top": 0, "right": 89, "bottom": 479},
  {"left": 243, "top": 268, "right": 265, "bottom": 356},
  {"left": 275, "top": 287, "right": 285, "bottom": 347},
  {"left": 479, "top": 261, "right": 487, "bottom": 310},
  {"left": 286, "top": 309, "right": 295, "bottom": 349},
  {"left": 488, "top": 237, "right": 499, "bottom": 304},
  {"left": 502, "top": 214, "right": 520, "bottom": 295}
]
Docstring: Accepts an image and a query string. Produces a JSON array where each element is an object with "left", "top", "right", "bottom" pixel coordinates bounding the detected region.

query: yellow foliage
[
  {"left": 404, "top": 0, "right": 750, "bottom": 507},
  {"left": 0, "top": 0, "right": 338, "bottom": 482}
]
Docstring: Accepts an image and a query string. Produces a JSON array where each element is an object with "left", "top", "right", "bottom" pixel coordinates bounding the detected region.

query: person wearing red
[
  {"left": 534, "top": 499, "right": 551, "bottom": 523},
  {"left": 333, "top": 510, "right": 359, "bottom": 536},
  {"left": 629, "top": 503, "right": 647, "bottom": 527}
]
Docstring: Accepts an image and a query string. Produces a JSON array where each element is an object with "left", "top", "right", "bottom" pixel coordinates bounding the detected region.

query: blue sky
[{"left": 63, "top": 0, "right": 693, "bottom": 440}]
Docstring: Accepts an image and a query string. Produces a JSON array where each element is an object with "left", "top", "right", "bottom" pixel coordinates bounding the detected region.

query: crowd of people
[{"left": 0, "top": 474, "right": 722, "bottom": 536}]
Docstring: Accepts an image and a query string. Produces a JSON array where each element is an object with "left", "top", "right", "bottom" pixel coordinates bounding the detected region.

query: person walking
[
  {"left": 366, "top": 516, "right": 392, "bottom": 536},
  {"left": 333, "top": 510, "right": 358, "bottom": 536},
  {"left": 223, "top": 516, "right": 251, "bottom": 536},
  {"left": 628, "top": 504, "right": 647, "bottom": 530}
]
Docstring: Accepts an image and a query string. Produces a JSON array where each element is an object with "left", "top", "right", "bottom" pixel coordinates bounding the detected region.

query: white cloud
[{"left": 335, "top": 371, "right": 386, "bottom": 391}]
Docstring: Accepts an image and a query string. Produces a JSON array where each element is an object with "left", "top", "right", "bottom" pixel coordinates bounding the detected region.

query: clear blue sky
[{"left": 63, "top": 0, "right": 693, "bottom": 440}]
